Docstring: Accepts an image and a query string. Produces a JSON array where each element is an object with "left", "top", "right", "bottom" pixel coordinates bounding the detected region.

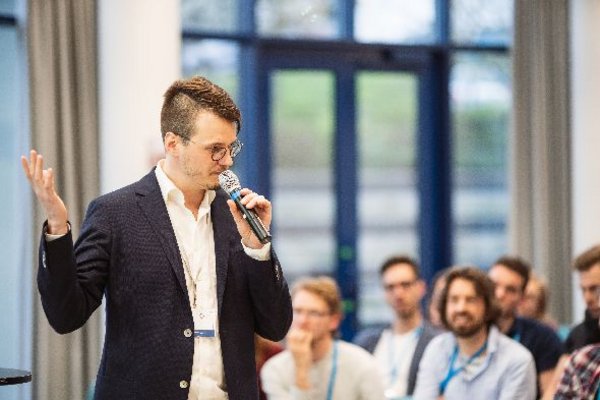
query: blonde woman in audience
[{"left": 517, "top": 273, "right": 558, "bottom": 330}]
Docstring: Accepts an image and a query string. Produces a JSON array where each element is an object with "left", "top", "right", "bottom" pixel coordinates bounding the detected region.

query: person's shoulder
[
  {"left": 570, "top": 343, "right": 600, "bottom": 364},
  {"left": 421, "top": 320, "right": 444, "bottom": 338},
  {"left": 421, "top": 331, "right": 454, "bottom": 356},
  {"left": 93, "top": 169, "right": 157, "bottom": 205},
  {"left": 519, "top": 316, "right": 555, "bottom": 333},
  {"left": 338, "top": 340, "right": 381, "bottom": 364},
  {"left": 262, "top": 349, "right": 293, "bottom": 370},
  {"left": 352, "top": 325, "right": 386, "bottom": 347},
  {"left": 518, "top": 317, "right": 562, "bottom": 344},
  {"left": 496, "top": 330, "right": 534, "bottom": 363}
]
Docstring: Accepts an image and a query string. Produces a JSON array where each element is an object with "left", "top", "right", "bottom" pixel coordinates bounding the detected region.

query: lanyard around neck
[
  {"left": 438, "top": 340, "right": 488, "bottom": 395},
  {"left": 326, "top": 341, "right": 339, "bottom": 400}
]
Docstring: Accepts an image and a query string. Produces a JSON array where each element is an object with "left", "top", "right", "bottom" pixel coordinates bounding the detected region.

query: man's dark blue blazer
[{"left": 37, "top": 169, "right": 293, "bottom": 400}]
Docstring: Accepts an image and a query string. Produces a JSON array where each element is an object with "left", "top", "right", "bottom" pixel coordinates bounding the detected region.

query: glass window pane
[
  {"left": 451, "top": 52, "right": 511, "bottom": 267},
  {"left": 354, "top": 0, "right": 435, "bottom": 44},
  {"left": 452, "top": 0, "right": 513, "bottom": 45},
  {"left": 0, "top": 0, "right": 15, "bottom": 14},
  {"left": 0, "top": 24, "right": 30, "bottom": 399},
  {"left": 181, "top": 0, "right": 237, "bottom": 33},
  {"left": 357, "top": 72, "right": 418, "bottom": 325},
  {"left": 271, "top": 71, "right": 335, "bottom": 282},
  {"left": 256, "top": 0, "right": 338, "bottom": 39},
  {"left": 182, "top": 39, "right": 239, "bottom": 101}
]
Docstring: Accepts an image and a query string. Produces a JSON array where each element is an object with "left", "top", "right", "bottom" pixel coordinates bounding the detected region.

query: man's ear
[
  {"left": 328, "top": 312, "right": 342, "bottom": 332},
  {"left": 164, "top": 132, "right": 178, "bottom": 154}
]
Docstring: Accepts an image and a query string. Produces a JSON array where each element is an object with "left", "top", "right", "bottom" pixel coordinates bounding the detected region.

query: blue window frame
[{"left": 181, "top": 0, "right": 512, "bottom": 338}]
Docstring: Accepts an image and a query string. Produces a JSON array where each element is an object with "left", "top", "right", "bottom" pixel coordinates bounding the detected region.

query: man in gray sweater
[{"left": 261, "top": 276, "right": 385, "bottom": 399}]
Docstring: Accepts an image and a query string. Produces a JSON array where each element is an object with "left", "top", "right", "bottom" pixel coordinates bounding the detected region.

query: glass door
[{"left": 262, "top": 53, "right": 423, "bottom": 337}]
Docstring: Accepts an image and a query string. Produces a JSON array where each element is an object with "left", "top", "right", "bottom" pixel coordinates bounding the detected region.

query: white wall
[
  {"left": 99, "top": 0, "right": 181, "bottom": 193},
  {"left": 570, "top": 0, "right": 600, "bottom": 321}
]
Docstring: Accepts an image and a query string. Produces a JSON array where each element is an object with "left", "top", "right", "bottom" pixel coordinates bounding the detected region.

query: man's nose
[{"left": 495, "top": 286, "right": 505, "bottom": 299}]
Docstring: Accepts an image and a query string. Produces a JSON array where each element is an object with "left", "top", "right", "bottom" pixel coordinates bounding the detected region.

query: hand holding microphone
[{"left": 219, "top": 170, "right": 272, "bottom": 247}]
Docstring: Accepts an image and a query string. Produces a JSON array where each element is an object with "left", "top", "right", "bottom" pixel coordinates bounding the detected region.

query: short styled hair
[
  {"left": 379, "top": 255, "right": 420, "bottom": 279},
  {"left": 438, "top": 266, "right": 501, "bottom": 330},
  {"left": 291, "top": 276, "right": 342, "bottom": 316},
  {"left": 160, "top": 76, "right": 241, "bottom": 142},
  {"left": 573, "top": 244, "right": 600, "bottom": 272},
  {"left": 492, "top": 255, "right": 531, "bottom": 292}
]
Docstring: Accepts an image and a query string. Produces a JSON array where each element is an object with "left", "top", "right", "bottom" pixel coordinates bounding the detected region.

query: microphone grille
[{"left": 219, "top": 170, "right": 241, "bottom": 194}]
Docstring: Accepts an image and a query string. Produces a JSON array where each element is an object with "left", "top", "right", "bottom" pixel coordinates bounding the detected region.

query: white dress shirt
[{"left": 155, "top": 162, "right": 270, "bottom": 400}]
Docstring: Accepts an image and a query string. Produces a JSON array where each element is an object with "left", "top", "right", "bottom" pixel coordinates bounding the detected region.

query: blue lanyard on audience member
[
  {"left": 438, "top": 341, "right": 488, "bottom": 395},
  {"left": 510, "top": 320, "right": 522, "bottom": 343},
  {"left": 596, "top": 385, "right": 600, "bottom": 400},
  {"left": 388, "top": 325, "right": 424, "bottom": 383},
  {"left": 511, "top": 330, "right": 521, "bottom": 343},
  {"left": 326, "top": 340, "right": 339, "bottom": 400}
]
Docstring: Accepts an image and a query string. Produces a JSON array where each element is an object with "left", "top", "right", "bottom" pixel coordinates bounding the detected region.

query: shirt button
[
  {"left": 180, "top": 380, "right": 189, "bottom": 389},
  {"left": 184, "top": 329, "right": 192, "bottom": 338}
]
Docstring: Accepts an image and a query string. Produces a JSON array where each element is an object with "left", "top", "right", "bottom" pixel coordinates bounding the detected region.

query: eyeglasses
[
  {"left": 292, "top": 308, "right": 330, "bottom": 319},
  {"left": 209, "top": 139, "right": 243, "bottom": 161},
  {"left": 384, "top": 279, "right": 417, "bottom": 292},
  {"left": 175, "top": 133, "right": 243, "bottom": 161}
]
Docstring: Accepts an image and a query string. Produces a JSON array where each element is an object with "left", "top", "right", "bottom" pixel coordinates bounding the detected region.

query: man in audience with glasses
[
  {"left": 413, "top": 267, "right": 535, "bottom": 400},
  {"left": 21, "top": 76, "right": 292, "bottom": 400},
  {"left": 353, "top": 255, "right": 440, "bottom": 399},
  {"left": 261, "top": 276, "right": 385, "bottom": 399}
]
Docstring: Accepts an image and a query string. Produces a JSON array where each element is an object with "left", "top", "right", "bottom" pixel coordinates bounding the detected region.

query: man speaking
[{"left": 21, "top": 76, "right": 293, "bottom": 400}]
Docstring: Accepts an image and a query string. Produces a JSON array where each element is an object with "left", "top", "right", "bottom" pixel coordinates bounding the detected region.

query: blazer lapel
[
  {"left": 135, "top": 170, "right": 188, "bottom": 296},
  {"left": 211, "top": 192, "right": 231, "bottom": 314}
]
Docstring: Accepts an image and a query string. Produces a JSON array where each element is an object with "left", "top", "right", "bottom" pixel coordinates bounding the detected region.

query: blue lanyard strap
[
  {"left": 511, "top": 330, "right": 521, "bottom": 343},
  {"left": 438, "top": 341, "right": 488, "bottom": 395},
  {"left": 326, "top": 341, "right": 339, "bottom": 400}
]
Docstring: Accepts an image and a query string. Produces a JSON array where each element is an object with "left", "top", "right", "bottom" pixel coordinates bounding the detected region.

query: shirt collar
[{"left": 154, "top": 160, "right": 216, "bottom": 208}]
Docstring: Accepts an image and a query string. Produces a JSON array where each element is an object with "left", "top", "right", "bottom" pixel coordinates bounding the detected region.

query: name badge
[{"left": 193, "top": 308, "right": 217, "bottom": 338}]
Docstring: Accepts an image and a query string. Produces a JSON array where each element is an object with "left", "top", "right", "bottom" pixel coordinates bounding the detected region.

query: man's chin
[{"left": 451, "top": 323, "right": 486, "bottom": 338}]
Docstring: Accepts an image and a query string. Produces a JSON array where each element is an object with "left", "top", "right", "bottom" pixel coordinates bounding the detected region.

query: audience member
[
  {"left": 261, "top": 276, "right": 385, "bottom": 399},
  {"left": 353, "top": 255, "right": 440, "bottom": 399},
  {"left": 517, "top": 273, "right": 558, "bottom": 330},
  {"left": 564, "top": 244, "right": 600, "bottom": 353},
  {"left": 553, "top": 344, "right": 600, "bottom": 400},
  {"left": 488, "top": 256, "right": 563, "bottom": 396},
  {"left": 544, "top": 277, "right": 600, "bottom": 400},
  {"left": 413, "top": 267, "right": 536, "bottom": 400}
]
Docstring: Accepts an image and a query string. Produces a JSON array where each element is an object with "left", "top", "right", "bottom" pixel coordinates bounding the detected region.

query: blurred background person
[
  {"left": 353, "top": 255, "right": 440, "bottom": 399},
  {"left": 413, "top": 267, "right": 536, "bottom": 400},
  {"left": 517, "top": 273, "right": 559, "bottom": 330},
  {"left": 261, "top": 276, "right": 385, "bottom": 399},
  {"left": 544, "top": 274, "right": 600, "bottom": 400},
  {"left": 564, "top": 244, "right": 600, "bottom": 353}
]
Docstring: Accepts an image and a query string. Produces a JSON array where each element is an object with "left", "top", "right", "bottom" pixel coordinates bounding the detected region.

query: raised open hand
[{"left": 21, "top": 150, "right": 69, "bottom": 234}]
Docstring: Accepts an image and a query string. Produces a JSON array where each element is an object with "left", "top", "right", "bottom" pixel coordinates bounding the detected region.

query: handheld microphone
[{"left": 219, "top": 170, "right": 272, "bottom": 244}]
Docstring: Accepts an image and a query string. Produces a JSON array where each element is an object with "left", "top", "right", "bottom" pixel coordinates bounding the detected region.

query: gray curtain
[
  {"left": 511, "top": 0, "right": 571, "bottom": 322},
  {"left": 27, "top": 0, "right": 102, "bottom": 398}
]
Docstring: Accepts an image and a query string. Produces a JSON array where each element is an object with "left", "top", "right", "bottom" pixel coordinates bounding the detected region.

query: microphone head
[{"left": 219, "top": 170, "right": 241, "bottom": 194}]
